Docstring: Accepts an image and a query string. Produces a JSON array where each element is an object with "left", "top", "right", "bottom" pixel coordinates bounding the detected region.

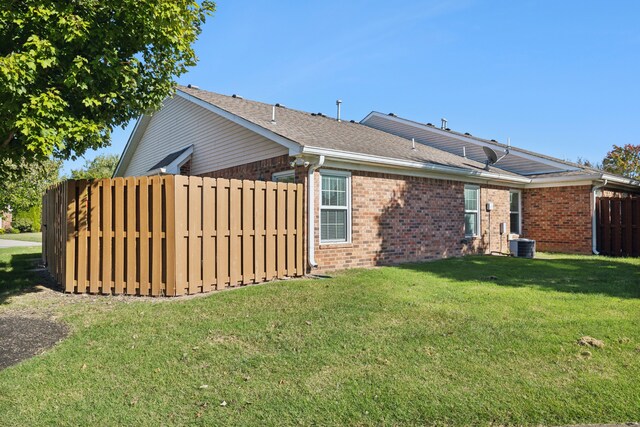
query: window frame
[
  {"left": 272, "top": 170, "right": 295, "bottom": 183},
  {"left": 464, "top": 184, "right": 480, "bottom": 238},
  {"left": 319, "top": 170, "right": 352, "bottom": 244},
  {"left": 509, "top": 189, "right": 522, "bottom": 235}
]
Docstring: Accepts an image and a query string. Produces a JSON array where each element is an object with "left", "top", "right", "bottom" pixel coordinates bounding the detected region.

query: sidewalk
[{"left": 0, "top": 239, "right": 42, "bottom": 248}]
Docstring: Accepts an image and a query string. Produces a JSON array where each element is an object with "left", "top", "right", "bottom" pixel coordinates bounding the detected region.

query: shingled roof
[{"left": 177, "top": 86, "right": 522, "bottom": 178}]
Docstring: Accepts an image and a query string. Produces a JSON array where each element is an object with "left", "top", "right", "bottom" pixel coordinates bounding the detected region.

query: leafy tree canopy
[
  {"left": 0, "top": 157, "right": 62, "bottom": 213},
  {"left": 69, "top": 153, "right": 120, "bottom": 180},
  {"left": 0, "top": 0, "right": 215, "bottom": 177},
  {"left": 602, "top": 144, "right": 640, "bottom": 179}
]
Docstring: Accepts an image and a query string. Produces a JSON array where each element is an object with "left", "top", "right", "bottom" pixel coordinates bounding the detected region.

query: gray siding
[{"left": 124, "top": 96, "right": 288, "bottom": 177}]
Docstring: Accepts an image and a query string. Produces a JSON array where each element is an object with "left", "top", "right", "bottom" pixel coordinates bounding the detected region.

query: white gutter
[
  {"left": 307, "top": 155, "right": 325, "bottom": 269},
  {"left": 591, "top": 179, "right": 607, "bottom": 255},
  {"left": 301, "top": 146, "right": 530, "bottom": 184}
]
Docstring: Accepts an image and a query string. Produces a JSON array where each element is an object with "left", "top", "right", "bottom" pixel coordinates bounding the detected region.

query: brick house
[{"left": 114, "top": 86, "right": 640, "bottom": 272}]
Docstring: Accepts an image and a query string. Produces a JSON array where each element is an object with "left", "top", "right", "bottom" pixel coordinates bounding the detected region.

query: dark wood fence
[
  {"left": 42, "top": 176, "right": 305, "bottom": 296},
  {"left": 596, "top": 197, "right": 640, "bottom": 257}
]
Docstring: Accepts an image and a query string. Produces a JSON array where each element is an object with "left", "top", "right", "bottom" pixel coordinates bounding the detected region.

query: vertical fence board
[
  {"left": 265, "top": 182, "right": 276, "bottom": 280},
  {"left": 126, "top": 177, "right": 137, "bottom": 295},
  {"left": 64, "top": 181, "right": 76, "bottom": 292},
  {"left": 286, "top": 183, "right": 296, "bottom": 276},
  {"left": 242, "top": 180, "right": 255, "bottom": 283},
  {"left": 174, "top": 175, "right": 189, "bottom": 296},
  {"left": 229, "top": 180, "right": 242, "bottom": 286},
  {"left": 276, "top": 184, "right": 287, "bottom": 278},
  {"left": 296, "top": 183, "right": 304, "bottom": 275},
  {"left": 76, "top": 181, "right": 89, "bottom": 293},
  {"left": 202, "top": 178, "right": 216, "bottom": 292},
  {"left": 150, "top": 176, "right": 163, "bottom": 296},
  {"left": 216, "top": 179, "right": 230, "bottom": 289},
  {"left": 165, "top": 176, "right": 177, "bottom": 296},
  {"left": 138, "top": 176, "right": 150, "bottom": 296},
  {"left": 102, "top": 180, "right": 113, "bottom": 294},
  {"left": 188, "top": 176, "right": 203, "bottom": 294},
  {"left": 114, "top": 178, "right": 125, "bottom": 294},
  {"left": 254, "top": 181, "right": 266, "bottom": 282},
  {"left": 89, "top": 181, "right": 101, "bottom": 293}
]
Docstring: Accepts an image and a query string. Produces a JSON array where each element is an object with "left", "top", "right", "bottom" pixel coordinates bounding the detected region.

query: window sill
[{"left": 319, "top": 242, "right": 353, "bottom": 249}]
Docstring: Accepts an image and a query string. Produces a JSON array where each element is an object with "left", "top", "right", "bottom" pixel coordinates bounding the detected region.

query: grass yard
[
  {"left": 0, "top": 248, "right": 639, "bottom": 426},
  {"left": 0, "top": 232, "right": 42, "bottom": 242}
]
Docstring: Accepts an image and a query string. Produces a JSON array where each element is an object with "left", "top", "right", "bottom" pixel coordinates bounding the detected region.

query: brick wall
[
  {"left": 199, "top": 155, "right": 304, "bottom": 182},
  {"left": 313, "top": 170, "right": 515, "bottom": 272},
  {"left": 522, "top": 185, "right": 592, "bottom": 254}
]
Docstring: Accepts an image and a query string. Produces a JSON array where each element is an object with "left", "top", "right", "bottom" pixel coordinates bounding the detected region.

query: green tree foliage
[
  {"left": 0, "top": 1, "right": 215, "bottom": 176},
  {"left": 70, "top": 153, "right": 120, "bottom": 180},
  {"left": 602, "top": 144, "right": 640, "bottom": 179},
  {"left": 575, "top": 156, "right": 602, "bottom": 170},
  {"left": 0, "top": 158, "right": 61, "bottom": 213}
]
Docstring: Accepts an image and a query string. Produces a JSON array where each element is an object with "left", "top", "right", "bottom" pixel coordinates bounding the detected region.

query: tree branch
[{"left": 2, "top": 131, "right": 15, "bottom": 147}]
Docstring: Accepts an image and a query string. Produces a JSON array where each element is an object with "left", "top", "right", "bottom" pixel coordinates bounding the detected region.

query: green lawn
[
  {"left": 0, "top": 248, "right": 639, "bottom": 426},
  {"left": 0, "top": 232, "right": 42, "bottom": 242}
]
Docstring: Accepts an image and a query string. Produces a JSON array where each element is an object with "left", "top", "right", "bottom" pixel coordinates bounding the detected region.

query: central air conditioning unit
[{"left": 509, "top": 238, "right": 536, "bottom": 258}]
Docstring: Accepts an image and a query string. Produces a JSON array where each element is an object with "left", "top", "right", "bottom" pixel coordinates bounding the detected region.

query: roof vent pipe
[
  {"left": 412, "top": 138, "right": 416, "bottom": 150},
  {"left": 463, "top": 146, "right": 466, "bottom": 158},
  {"left": 336, "top": 99, "right": 342, "bottom": 122},
  {"left": 441, "top": 118, "right": 448, "bottom": 130},
  {"left": 271, "top": 105, "right": 276, "bottom": 124}
]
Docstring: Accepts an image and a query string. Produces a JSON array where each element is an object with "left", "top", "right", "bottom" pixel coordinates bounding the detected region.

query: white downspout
[
  {"left": 307, "top": 155, "right": 325, "bottom": 269},
  {"left": 592, "top": 179, "right": 607, "bottom": 255}
]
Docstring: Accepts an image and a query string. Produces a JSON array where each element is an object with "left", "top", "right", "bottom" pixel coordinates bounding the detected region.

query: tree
[
  {"left": 0, "top": 158, "right": 61, "bottom": 214},
  {"left": 0, "top": 1, "right": 215, "bottom": 177},
  {"left": 70, "top": 153, "right": 120, "bottom": 180},
  {"left": 575, "top": 156, "right": 602, "bottom": 170},
  {"left": 602, "top": 144, "right": 640, "bottom": 179}
]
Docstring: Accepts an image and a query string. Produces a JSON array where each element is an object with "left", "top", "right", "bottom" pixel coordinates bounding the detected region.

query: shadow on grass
[
  {"left": 0, "top": 251, "right": 54, "bottom": 305},
  {"left": 397, "top": 255, "right": 640, "bottom": 299}
]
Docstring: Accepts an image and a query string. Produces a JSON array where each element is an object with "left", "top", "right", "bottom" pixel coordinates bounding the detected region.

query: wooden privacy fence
[
  {"left": 596, "top": 197, "right": 640, "bottom": 257},
  {"left": 42, "top": 176, "right": 305, "bottom": 296}
]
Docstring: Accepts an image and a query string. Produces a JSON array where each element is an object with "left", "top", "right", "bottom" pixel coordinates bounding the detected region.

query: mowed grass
[
  {"left": 0, "top": 249, "right": 639, "bottom": 426},
  {"left": 0, "top": 232, "right": 42, "bottom": 242}
]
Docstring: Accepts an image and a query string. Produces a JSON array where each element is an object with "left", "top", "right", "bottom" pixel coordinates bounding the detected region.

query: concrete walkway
[{"left": 0, "top": 239, "right": 42, "bottom": 248}]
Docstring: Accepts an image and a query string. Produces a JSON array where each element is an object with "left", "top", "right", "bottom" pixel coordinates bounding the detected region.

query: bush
[
  {"left": 0, "top": 228, "right": 5, "bottom": 235},
  {"left": 8, "top": 228, "right": 20, "bottom": 234},
  {"left": 12, "top": 206, "right": 41, "bottom": 233}
]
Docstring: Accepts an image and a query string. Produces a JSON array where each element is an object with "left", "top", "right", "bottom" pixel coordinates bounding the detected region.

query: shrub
[
  {"left": 12, "top": 206, "right": 41, "bottom": 233},
  {"left": 0, "top": 228, "right": 5, "bottom": 235},
  {"left": 8, "top": 228, "right": 20, "bottom": 234}
]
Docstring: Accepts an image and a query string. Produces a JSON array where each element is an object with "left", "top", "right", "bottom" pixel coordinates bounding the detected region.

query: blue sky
[{"left": 64, "top": 0, "right": 640, "bottom": 174}]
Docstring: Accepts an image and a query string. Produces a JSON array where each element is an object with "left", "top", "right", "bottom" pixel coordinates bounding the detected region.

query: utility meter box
[{"left": 485, "top": 202, "right": 494, "bottom": 212}]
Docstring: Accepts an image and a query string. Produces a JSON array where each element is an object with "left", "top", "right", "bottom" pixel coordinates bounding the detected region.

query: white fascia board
[
  {"left": 321, "top": 158, "right": 527, "bottom": 188},
  {"left": 301, "top": 146, "right": 531, "bottom": 184},
  {"left": 601, "top": 173, "right": 640, "bottom": 187},
  {"left": 362, "top": 112, "right": 580, "bottom": 173},
  {"left": 145, "top": 167, "right": 168, "bottom": 176},
  {"left": 175, "top": 90, "right": 303, "bottom": 156},
  {"left": 525, "top": 180, "right": 595, "bottom": 189},
  {"left": 113, "top": 115, "right": 151, "bottom": 177}
]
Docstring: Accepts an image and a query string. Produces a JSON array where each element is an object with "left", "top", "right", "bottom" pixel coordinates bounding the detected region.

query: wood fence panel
[
  {"left": 597, "top": 197, "right": 640, "bottom": 257},
  {"left": 42, "top": 176, "right": 305, "bottom": 296}
]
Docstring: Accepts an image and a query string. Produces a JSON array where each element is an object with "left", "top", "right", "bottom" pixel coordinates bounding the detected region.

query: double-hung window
[
  {"left": 509, "top": 190, "right": 521, "bottom": 234},
  {"left": 320, "top": 171, "right": 351, "bottom": 243},
  {"left": 464, "top": 185, "right": 480, "bottom": 237}
]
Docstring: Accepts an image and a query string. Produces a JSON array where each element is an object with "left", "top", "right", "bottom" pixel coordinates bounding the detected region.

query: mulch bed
[{"left": 0, "top": 315, "right": 68, "bottom": 370}]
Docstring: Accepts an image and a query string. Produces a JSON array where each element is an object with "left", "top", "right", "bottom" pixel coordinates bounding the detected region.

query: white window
[
  {"left": 464, "top": 185, "right": 480, "bottom": 237},
  {"left": 319, "top": 171, "right": 351, "bottom": 243},
  {"left": 272, "top": 170, "right": 295, "bottom": 183},
  {"left": 509, "top": 190, "right": 521, "bottom": 234}
]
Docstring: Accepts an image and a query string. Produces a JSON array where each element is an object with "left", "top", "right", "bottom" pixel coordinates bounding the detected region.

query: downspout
[
  {"left": 591, "top": 179, "right": 607, "bottom": 255},
  {"left": 307, "top": 155, "right": 325, "bottom": 268}
]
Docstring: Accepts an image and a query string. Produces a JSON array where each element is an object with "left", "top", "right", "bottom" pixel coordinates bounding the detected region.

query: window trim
[
  {"left": 319, "top": 169, "right": 352, "bottom": 244},
  {"left": 464, "top": 184, "right": 480, "bottom": 238},
  {"left": 509, "top": 189, "right": 522, "bottom": 235},
  {"left": 272, "top": 170, "right": 295, "bottom": 182}
]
